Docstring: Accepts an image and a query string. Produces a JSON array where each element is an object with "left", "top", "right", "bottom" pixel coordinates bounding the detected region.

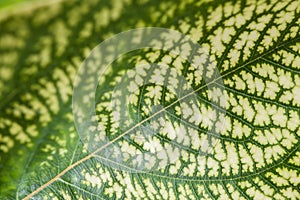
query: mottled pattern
[{"left": 0, "top": 0, "right": 299, "bottom": 199}]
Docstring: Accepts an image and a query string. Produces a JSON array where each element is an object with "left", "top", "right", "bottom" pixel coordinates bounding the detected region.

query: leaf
[{"left": 0, "top": 0, "right": 300, "bottom": 199}]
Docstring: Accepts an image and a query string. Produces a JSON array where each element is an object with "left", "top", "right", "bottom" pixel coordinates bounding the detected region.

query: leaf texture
[{"left": 0, "top": 0, "right": 300, "bottom": 199}]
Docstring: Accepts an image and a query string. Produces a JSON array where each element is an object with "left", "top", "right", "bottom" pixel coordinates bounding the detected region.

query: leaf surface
[{"left": 0, "top": 0, "right": 300, "bottom": 199}]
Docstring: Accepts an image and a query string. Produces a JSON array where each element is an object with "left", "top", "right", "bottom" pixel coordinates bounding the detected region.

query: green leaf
[{"left": 1, "top": 0, "right": 300, "bottom": 199}]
